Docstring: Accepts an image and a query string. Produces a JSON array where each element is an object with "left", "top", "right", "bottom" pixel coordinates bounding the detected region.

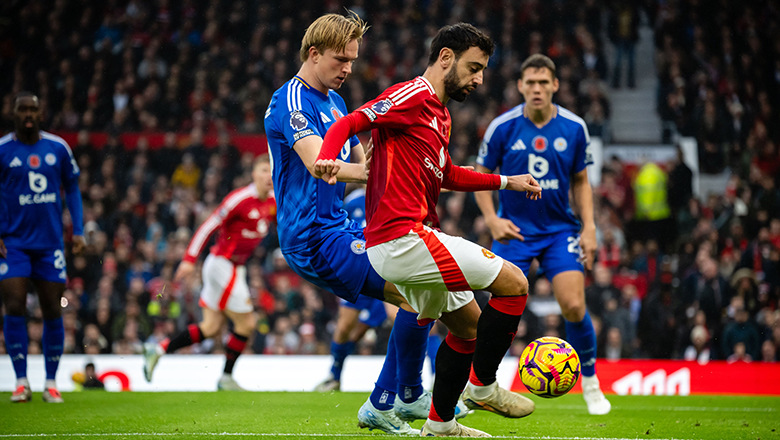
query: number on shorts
[
  {"left": 53, "top": 250, "right": 66, "bottom": 269},
  {"left": 567, "top": 236, "right": 581, "bottom": 255}
]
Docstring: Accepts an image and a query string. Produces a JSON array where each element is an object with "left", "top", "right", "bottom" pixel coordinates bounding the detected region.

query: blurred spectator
[
  {"left": 586, "top": 263, "right": 621, "bottom": 316},
  {"left": 721, "top": 305, "right": 761, "bottom": 360},
  {"left": 607, "top": 0, "right": 640, "bottom": 88},
  {"left": 682, "top": 325, "right": 711, "bottom": 364}
]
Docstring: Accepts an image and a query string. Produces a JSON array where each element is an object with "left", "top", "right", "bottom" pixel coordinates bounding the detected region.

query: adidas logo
[
  {"left": 511, "top": 139, "right": 527, "bottom": 151},
  {"left": 429, "top": 117, "right": 438, "bottom": 130},
  {"left": 320, "top": 112, "right": 331, "bottom": 123},
  {"left": 9, "top": 157, "right": 22, "bottom": 167}
]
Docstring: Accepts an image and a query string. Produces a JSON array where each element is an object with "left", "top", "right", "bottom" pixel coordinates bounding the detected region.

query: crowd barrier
[{"left": 2, "top": 356, "right": 778, "bottom": 395}]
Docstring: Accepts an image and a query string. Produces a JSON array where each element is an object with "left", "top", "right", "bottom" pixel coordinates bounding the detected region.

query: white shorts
[
  {"left": 367, "top": 226, "right": 504, "bottom": 321},
  {"left": 199, "top": 254, "right": 253, "bottom": 314}
]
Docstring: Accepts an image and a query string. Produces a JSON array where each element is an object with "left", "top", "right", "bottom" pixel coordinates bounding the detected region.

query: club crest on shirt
[
  {"left": 350, "top": 239, "right": 367, "bottom": 255},
  {"left": 554, "top": 137, "right": 567, "bottom": 152},
  {"left": 28, "top": 154, "right": 41, "bottom": 169},
  {"left": 532, "top": 136, "right": 548, "bottom": 153},
  {"left": 331, "top": 107, "right": 343, "bottom": 121},
  {"left": 289, "top": 111, "right": 309, "bottom": 131},
  {"left": 371, "top": 99, "right": 393, "bottom": 115},
  {"left": 482, "top": 249, "right": 496, "bottom": 259},
  {"left": 0, "top": 263, "right": 8, "bottom": 275}
]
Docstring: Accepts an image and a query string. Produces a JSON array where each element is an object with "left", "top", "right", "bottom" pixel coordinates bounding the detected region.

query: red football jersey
[
  {"left": 184, "top": 184, "right": 276, "bottom": 265},
  {"left": 356, "top": 76, "right": 453, "bottom": 246}
]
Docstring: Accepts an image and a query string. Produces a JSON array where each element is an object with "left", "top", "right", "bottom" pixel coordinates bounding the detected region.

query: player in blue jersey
[
  {"left": 265, "top": 13, "right": 463, "bottom": 434},
  {"left": 314, "top": 186, "right": 445, "bottom": 393},
  {"left": 0, "top": 92, "right": 84, "bottom": 403},
  {"left": 475, "top": 54, "right": 611, "bottom": 415},
  {"left": 314, "top": 185, "right": 390, "bottom": 392}
]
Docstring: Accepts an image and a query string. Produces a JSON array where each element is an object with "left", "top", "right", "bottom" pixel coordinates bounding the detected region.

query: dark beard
[{"left": 444, "top": 67, "right": 469, "bottom": 102}]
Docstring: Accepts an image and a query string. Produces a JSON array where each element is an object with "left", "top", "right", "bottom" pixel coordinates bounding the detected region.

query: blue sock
[
  {"left": 4, "top": 315, "right": 28, "bottom": 380},
  {"left": 564, "top": 311, "right": 597, "bottom": 377},
  {"left": 329, "top": 340, "right": 355, "bottom": 381},
  {"left": 43, "top": 317, "right": 65, "bottom": 381},
  {"left": 370, "top": 326, "right": 398, "bottom": 411},
  {"left": 393, "top": 308, "right": 428, "bottom": 404},
  {"left": 427, "top": 333, "right": 441, "bottom": 375}
]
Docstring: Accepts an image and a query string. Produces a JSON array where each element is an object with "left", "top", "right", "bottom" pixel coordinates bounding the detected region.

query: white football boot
[
  {"left": 581, "top": 375, "right": 611, "bottom": 415},
  {"left": 357, "top": 398, "right": 419, "bottom": 435},
  {"left": 420, "top": 420, "right": 491, "bottom": 437},
  {"left": 142, "top": 342, "right": 164, "bottom": 382},
  {"left": 461, "top": 381, "right": 535, "bottom": 418},
  {"left": 11, "top": 384, "right": 32, "bottom": 403}
]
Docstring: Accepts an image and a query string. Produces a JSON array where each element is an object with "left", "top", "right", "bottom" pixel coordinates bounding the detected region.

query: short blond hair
[{"left": 299, "top": 11, "right": 369, "bottom": 62}]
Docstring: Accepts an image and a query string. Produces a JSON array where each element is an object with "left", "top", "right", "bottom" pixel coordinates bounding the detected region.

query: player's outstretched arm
[
  {"left": 294, "top": 135, "right": 368, "bottom": 185},
  {"left": 316, "top": 111, "right": 373, "bottom": 185}
]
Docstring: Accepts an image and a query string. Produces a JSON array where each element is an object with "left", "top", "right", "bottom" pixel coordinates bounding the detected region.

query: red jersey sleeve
[
  {"left": 442, "top": 158, "right": 502, "bottom": 192},
  {"left": 318, "top": 78, "right": 434, "bottom": 162},
  {"left": 183, "top": 203, "right": 229, "bottom": 263}
]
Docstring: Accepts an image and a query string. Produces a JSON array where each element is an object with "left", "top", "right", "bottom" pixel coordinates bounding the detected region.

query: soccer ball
[{"left": 519, "top": 336, "right": 580, "bottom": 398}]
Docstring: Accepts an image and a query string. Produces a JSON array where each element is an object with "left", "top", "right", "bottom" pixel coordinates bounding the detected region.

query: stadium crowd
[{"left": 0, "top": 0, "right": 778, "bottom": 364}]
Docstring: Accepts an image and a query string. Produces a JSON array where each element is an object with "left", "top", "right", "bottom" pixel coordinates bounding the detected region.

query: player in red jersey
[
  {"left": 317, "top": 23, "right": 542, "bottom": 437},
  {"left": 142, "top": 155, "right": 276, "bottom": 391}
]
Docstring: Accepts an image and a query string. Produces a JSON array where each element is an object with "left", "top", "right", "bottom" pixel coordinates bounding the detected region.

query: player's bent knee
[
  {"left": 199, "top": 322, "right": 220, "bottom": 339},
  {"left": 560, "top": 300, "right": 586, "bottom": 322},
  {"left": 490, "top": 261, "right": 528, "bottom": 297}
]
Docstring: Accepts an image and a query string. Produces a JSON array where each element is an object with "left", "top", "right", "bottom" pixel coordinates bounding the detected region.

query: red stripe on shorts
[
  {"left": 218, "top": 264, "right": 238, "bottom": 310},
  {"left": 413, "top": 225, "right": 471, "bottom": 291}
]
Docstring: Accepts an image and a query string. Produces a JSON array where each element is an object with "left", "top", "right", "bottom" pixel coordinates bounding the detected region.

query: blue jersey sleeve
[
  {"left": 278, "top": 93, "right": 322, "bottom": 149},
  {"left": 572, "top": 123, "right": 593, "bottom": 174},
  {"left": 476, "top": 118, "right": 505, "bottom": 171},
  {"left": 56, "top": 136, "right": 84, "bottom": 236}
]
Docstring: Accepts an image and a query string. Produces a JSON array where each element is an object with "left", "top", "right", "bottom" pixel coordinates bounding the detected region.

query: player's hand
[
  {"left": 313, "top": 159, "right": 341, "bottom": 185},
  {"left": 506, "top": 174, "right": 542, "bottom": 200},
  {"left": 72, "top": 235, "right": 86, "bottom": 255},
  {"left": 580, "top": 224, "right": 597, "bottom": 271},
  {"left": 485, "top": 216, "right": 525, "bottom": 244},
  {"left": 174, "top": 261, "right": 196, "bottom": 283},
  {"left": 0, "top": 238, "right": 6, "bottom": 258}
]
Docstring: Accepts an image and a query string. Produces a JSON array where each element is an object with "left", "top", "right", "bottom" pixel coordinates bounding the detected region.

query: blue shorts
[
  {"left": 339, "top": 296, "right": 388, "bottom": 327},
  {"left": 283, "top": 228, "right": 386, "bottom": 304},
  {"left": 491, "top": 230, "right": 584, "bottom": 280},
  {"left": 0, "top": 247, "right": 67, "bottom": 284}
]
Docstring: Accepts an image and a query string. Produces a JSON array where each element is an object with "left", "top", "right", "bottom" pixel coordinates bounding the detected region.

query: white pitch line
[
  {"left": 552, "top": 405, "right": 776, "bottom": 412},
  {"left": 0, "top": 434, "right": 704, "bottom": 440}
]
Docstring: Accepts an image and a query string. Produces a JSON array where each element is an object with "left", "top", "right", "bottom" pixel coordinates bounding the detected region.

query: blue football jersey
[
  {"left": 265, "top": 76, "right": 361, "bottom": 253},
  {"left": 0, "top": 131, "right": 81, "bottom": 249},
  {"left": 343, "top": 187, "right": 366, "bottom": 229},
  {"left": 477, "top": 104, "right": 593, "bottom": 237}
]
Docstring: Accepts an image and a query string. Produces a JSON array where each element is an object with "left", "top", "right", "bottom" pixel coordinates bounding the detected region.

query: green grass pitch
[{"left": 1, "top": 392, "right": 779, "bottom": 439}]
